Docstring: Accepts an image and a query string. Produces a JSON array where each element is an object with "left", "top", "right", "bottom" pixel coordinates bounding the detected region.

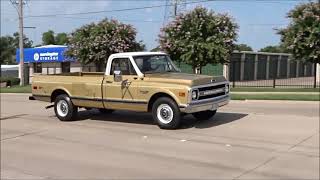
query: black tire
[
  {"left": 54, "top": 94, "right": 78, "bottom": 121},
  {"left": 152, "top": 97, "right": 181, "bottom": 129},
  {"left": 192, "top": 110, "right": 217, "bottom": 121},
  {"left": 98, "top": 108, "right": 114, "bottom": 114}
]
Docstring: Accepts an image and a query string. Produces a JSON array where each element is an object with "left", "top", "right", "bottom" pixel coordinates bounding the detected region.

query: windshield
[{"left": 133, "top": 55, "right": 180, "bottom": 74}]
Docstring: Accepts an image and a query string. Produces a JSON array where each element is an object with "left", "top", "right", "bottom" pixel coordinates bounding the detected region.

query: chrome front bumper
[{"left": 180, "top": 94, "right": 230, "bottom": 113}]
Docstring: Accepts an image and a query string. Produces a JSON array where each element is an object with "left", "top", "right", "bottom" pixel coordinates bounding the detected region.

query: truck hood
[{"left": 143, "top": 73, "right": 227, "bottom": 87}]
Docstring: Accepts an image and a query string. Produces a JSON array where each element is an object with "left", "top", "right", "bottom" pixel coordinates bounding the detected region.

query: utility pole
[
  {"left": 163, "top": 0, "right": 186, "bottom": 25},
  {"left": 18, "top": 0, "right": 25, "bottom": 86},
  {"left": 174, "top": 0, "right": 178, "bottom": 16}
]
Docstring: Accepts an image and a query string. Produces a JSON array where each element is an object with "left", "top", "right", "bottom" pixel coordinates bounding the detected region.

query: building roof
[
  {"left": 110, "top": 51, "right": 166, "bottom": 58},
  {"left": 34, "top": 45, "right": 67, "bottom": 48}
]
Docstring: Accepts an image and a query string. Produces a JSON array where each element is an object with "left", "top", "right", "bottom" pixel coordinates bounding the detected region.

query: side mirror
[{"left": 113, "top": 70, "right": 122, "bottom": 82}]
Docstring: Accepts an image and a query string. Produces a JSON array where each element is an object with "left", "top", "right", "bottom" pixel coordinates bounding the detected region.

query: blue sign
[{"left": 16, "top": 47, "right": 75, "bottom": 63}]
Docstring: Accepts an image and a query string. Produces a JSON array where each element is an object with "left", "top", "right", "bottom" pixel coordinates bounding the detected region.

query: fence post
[
  {"left": 232, "top": 61, "right": 235, "bottom": 88},
  {"left": 273, "top": 58, "right": 277, "bottom": 88},
  {"left": 314, "top": 62, "right": 317, "bottom": 88},
  {"left": 254, "top": 54, "right": 258, "bottom": 80},
  {"left": 240, "top": 53, "right": 245, "bottom": 81},
  {"left": 266, "top": 55, "right": 270, "bottom": 79}
]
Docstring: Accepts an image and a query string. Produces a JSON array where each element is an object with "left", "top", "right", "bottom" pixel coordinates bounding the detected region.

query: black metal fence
[{"left": 228, "top": 52, "right": 319, "bottom": 88}]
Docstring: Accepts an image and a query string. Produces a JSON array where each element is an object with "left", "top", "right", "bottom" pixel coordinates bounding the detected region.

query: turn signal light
[{"left": 179, "top": 92, "right": 186, "bottom": 97}]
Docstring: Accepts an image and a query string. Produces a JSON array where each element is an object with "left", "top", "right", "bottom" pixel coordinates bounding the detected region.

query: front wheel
[
  {"left": 54, "top": 94, "right": 78, "bottom": 121},
  {"left": 192, "top": 110, "right": 217, "bottom": 121},
  {"left": 152, "top": 97, "right": 181, "bottom": 129}
]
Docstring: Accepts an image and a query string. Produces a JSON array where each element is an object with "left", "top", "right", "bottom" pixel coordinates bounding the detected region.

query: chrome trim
[
  {"left": 187, "top": 81, "right": 229, "bottom": 103},
  {"left": 198, "top": 87, "right": 225, "bottom": 97},
  {"left": 180, "top": 95, "right": 230, "bottom": 113},
  {"left": 192, "top": 81, "right": 230, "bottom": 89}
]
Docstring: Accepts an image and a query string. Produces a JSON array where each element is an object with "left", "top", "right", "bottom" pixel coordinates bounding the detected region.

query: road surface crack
[
  {"left": 1, "top": 130, "right": 45, "bottom": 142},
  {"left": 0, "top": 114, "right": 28, "bottom": 121}
]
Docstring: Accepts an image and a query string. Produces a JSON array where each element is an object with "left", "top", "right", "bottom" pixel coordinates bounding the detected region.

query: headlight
[
  {"left": 225, "top": 84, "right": 229, "bottom": 93},
  {"left": 192, "top": 89, "right": 199, "bottom": 100}
]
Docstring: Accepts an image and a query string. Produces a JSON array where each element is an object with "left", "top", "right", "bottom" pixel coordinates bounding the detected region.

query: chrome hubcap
[
  {"left": 157, "top": 104, "right": 173, "bottom": 124},
  {"left": 57, "top": 100, "right": 68, "bottom": 117}
]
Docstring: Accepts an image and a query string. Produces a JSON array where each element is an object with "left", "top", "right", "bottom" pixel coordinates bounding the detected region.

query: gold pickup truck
[{"left": 30, "top": 52, "right": 229, "bottom": 129}]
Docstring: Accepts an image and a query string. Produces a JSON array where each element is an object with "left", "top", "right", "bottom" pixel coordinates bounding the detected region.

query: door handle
[
  {"left": 105, "top": 80, "right": 113, "bottom": 83},
  {"left": 133, "top": 77, "right": 138, "bottom": 80}
]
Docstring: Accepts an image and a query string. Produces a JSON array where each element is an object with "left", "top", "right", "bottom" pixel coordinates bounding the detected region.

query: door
[{"left": 103, "top": 58, "right": 144, "bottom": 111}]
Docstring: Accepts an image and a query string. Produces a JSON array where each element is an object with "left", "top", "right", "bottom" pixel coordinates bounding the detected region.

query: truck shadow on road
[
  {"left": 181, "top": 112, "right": 248, "bottom": 129},
  {"left": 76, "top": 110, "right": 248, "bottom": 129}
]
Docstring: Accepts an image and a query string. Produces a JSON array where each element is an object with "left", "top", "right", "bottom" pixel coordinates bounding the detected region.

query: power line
[
  {"left": 23, "top": 0, "right": 305, "bottom": 19},
  {"left": 24, "top": 0, "right": 214, "bottom": 18},
  {"left": 9, "top": 0, "right": 19, "bottom": 13}
]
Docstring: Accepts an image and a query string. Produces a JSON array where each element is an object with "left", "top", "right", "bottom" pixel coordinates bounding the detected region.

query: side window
[
  {"left": 33, "top": 63, "right": 42, "bottom": 73},
  {"left": 110, "top": 58, "right": 136, "bottom": 75}
]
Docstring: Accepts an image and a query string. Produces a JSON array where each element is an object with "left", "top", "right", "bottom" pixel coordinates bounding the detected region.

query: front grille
[
  {"left": 198, "top": 84, "right": 225, "bottom": 92},
  {"left": 198, "top": 92, "right": 225, "bottom": 100},
  {"left": 197, "top": 83, "right": 227, "bottom": 100}
]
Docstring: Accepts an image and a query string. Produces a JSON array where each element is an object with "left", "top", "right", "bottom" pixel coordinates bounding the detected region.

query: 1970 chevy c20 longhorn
[{"left": 30, "top": 52, "right": 230, "bottom": 129}]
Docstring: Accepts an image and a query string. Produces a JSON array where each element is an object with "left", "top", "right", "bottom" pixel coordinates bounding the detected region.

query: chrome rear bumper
[{"left": 180, "top": 94, "right": 230, "bottom": 113}]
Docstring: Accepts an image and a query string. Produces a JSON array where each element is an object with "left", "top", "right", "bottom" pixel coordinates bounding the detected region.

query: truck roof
[{"left": 110, "top": 51, "right": 166, "bottom": 58}]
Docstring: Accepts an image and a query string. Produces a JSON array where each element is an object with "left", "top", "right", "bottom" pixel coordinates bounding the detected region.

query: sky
[{"left": 1, "top": 0, "right": 314, "bottom": 51}]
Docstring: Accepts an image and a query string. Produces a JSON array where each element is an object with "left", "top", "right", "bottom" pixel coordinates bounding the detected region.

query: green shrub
[{"left": 0, "top": 77, "right": 20, "bottom": 86}]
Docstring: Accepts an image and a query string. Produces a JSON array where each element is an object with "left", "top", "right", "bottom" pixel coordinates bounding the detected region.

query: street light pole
[{"left": 18, "top": 0, "right": 25, "bottom": 86}]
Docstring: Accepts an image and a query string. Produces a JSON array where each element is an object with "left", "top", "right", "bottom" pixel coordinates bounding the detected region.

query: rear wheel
[
  {"left": 54, "top": 94, "right": 78, "bottom": 121},
  {"left": 152, "top": 97, "right": 181, "bottom": 129},
  {"left": 192, "top": 110, "right": 217, "bottom": 121}
]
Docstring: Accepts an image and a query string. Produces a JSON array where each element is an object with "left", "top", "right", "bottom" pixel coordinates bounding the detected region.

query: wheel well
[
  {"left": 147, "top": 92, "right": 176, "bottom": 112},
  {"left": 51, "top": 89, "right": 68, "bottom": 102}
]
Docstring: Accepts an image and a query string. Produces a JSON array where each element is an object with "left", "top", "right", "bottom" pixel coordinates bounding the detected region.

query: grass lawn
[
  {"left": 231, "top": 87, "right": 320, "bottom": 92},
  {"left": 231, "top": 93, "right": 320, "bottom": 101},
  {"left": 0, "top": 85, "right": 31, "bottom": 93}
]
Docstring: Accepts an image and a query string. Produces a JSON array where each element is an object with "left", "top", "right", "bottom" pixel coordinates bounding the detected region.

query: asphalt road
[{"left": 1, "top": 94, "right": 319, "bottom": 179}]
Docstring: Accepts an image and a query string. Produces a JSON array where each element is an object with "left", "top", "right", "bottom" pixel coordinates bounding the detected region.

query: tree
[
  {"left": 42, "top": 30, "right": 55, "bottom": 45},
  {"left": 234, "top": 44, "right": 253, "bottom": 52},
  {"left": 55, "top": 33, "right": 68, "bottom": 45},
  {"left": 13, "top": 32, "right": 33, "bottom": 48},
  {"left": 278, "top": 2, "right": 320, "bottom": 63},
  {"left": 259, "top": 45, "right": 288, "bottom": 53},
  {"left": 0, "top": 36, "right": 15, "bottom": 64},
  {"left": 159, "top": 7, "right": 238, "bottom": 73},
  {"left": 0, "top": 33, "right": 33, "bottom": 65},
  {"left": 42, "top": 30, "right": 69, "bottom": 45},
  {"left": 66, "top": 18, "right": 145, "bottom": 69}
]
